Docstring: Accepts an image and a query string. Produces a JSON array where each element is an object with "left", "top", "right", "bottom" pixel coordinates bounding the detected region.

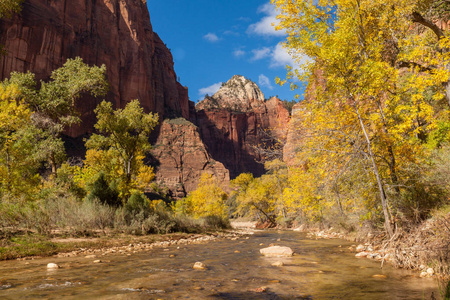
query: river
[{"left": 0, "top": 230, "right": 439, "bottom": 299}]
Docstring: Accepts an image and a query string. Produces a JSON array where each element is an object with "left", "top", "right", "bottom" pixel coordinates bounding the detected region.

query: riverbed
[{"left": 0, "top": 230, "right": 439, "bottom": 299}]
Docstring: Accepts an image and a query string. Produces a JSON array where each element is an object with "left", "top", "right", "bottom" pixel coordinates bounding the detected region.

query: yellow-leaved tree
[
  {"left": 0, "top": 83, "right": 41, "bottom": 200},
  {"left": 77, "top": 100, "right": 158, "bottom": 204},
  {"left": 273, "top": 0, "right": 450, "bottom": 235},
  {"left": 177, "top": 173, "right": 228, "bottom": 219}
]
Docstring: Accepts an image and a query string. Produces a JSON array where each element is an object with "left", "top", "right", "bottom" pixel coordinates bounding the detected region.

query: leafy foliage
[
  {"left": 177, "top": 173, "right": 228, "bottom": 219},
  {"left": 0, "top": 83, "right": 41, "bottom": 199},
  {"left": 0, "top": 0, "right": 23, "bottom": 19},
  {"left": 271, "top": 0, "right": 450, "bottom": 234},
  {"left": 82, "top": 100, "right": 158, "bottom": 202},
  {"left": 2, "top": 58, "right": 108, "bottom": 175}
]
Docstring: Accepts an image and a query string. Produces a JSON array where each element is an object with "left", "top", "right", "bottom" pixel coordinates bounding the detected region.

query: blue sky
[{"left": 148, "top": 1, "right": 305, "bottom": 103}]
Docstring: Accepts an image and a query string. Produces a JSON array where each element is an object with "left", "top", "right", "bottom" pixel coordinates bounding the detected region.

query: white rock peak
[{"left": 197, "top": 75, "right": 266, "bottom": 112}]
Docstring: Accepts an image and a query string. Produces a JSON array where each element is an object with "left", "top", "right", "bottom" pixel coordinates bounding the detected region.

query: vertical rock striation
[
  {"left": 151, "top": 119, "right": 229, "bottom": 197},
  {"left": 0, "top": 0, "right": 189, "bottom": 136}
]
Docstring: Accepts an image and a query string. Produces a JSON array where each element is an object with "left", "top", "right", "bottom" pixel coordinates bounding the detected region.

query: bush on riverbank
[{"left": 0, "top": 187, "right": 230, "bottom": 239}]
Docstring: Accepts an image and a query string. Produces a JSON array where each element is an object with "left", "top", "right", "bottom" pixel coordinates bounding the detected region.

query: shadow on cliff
[{"left": 195, "top": 110, "right": 265, "bottom": 179}]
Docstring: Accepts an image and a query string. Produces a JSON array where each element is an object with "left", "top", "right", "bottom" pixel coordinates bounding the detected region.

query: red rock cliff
[
  {"left": 195, "top": 76, "right": 290, "bottom": 178},
  {"left": 151, "top": 119, "right": 230, "bottom": 198},
  {"left": 0, "top": 0, "right": 189, "bottom": 136}
]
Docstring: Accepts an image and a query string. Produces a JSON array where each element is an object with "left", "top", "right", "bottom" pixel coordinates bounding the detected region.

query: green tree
[
  {"left": 3, "top": 57, "right": 108, "bottom": 175},
  {"left": 83, "top": 99, "right": 158, "bottom": 201},
  {"left": 0, "top": 0, "right": 22, "bottom": 19}
]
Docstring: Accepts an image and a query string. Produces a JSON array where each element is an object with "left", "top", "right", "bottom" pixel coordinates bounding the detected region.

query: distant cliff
[{"left": 195, "top": 75, "right": 290, "bottom": 178}]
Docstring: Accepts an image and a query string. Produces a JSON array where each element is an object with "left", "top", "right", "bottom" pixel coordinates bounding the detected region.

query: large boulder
[{"left": 260, "top": 246, "right": 294, "bottom": 257}]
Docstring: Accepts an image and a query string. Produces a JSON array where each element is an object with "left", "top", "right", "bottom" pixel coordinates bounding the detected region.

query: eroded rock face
[
  {"left": 0, "top": 0, "right": 189, "bottom": 137},
  {"left": 151, "top": 119, "right": 230, "bottom": 198},
  {"left": 195, "top": 77, "right": 290, "bottom": 178},
  {"left": 196, "top": 75, "right": 265, "bottom": 112},
  {"left": 282, "top": 102, "right": 304, "bottom": 166}
]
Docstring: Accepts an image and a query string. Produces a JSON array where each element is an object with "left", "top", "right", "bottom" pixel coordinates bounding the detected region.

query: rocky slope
[
  {"left": 0, "top": 0, "right": 189, "bottom": 136},
  {"left": 195, "top": 75, "right": 290, "bottom": 178},
  {"left": 151, "top": 119, "right": 229, "bottom": 197}
]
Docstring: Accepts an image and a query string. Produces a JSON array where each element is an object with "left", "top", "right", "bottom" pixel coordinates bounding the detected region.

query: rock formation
[
  {"left": 196, "top": 75, "right": 265, "bottom": 112},
  {"left": 151, "top": 119, "right": 229, "bottom": 197},
  {"left": 195, "top": 75, "right": 290, "bottom": 178},
  {"left": 0, "top": 2, "right": 292, "bottom": 196},
  {"left": 0, "top": 0, "right": 189, "bottom": 136},
  {"left": 282, "top": 102, "right": 304, "bottom": 166}
]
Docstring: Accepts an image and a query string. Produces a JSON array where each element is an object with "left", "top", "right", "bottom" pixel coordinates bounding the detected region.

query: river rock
[
  {"left": 193, "top": 262, "right": 207, "bottom": 270},
  {"left": 355, "top": 251, "right": 369, "bottom": 258},
  {"left": 272, "top": 261, "right": 284, "bottom": 267},
  {"left": 260, "top": 246, "right": 294, "bottom": 257},
  {"left": 47, "top": 263, "right": 59, "bottom": 269},
  {"left": 356, "top": 244, "right": 365, "bottom": 252}
]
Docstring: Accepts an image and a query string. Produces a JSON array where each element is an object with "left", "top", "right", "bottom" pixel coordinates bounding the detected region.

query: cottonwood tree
[
  {"left": 0, "top": 83, "right": 40, "bottom": 199},
  {"left": 272, "top": 0, "right": 450, "bottom": 236},
  {"left": 83, "top": 100, "right": 158, "bottom": 201},
  {"left": 4, "top": 57, "right": 108, "bottom": 176},
  {"left": 176, "top": 173, "right": 228, "bottom": 219}
]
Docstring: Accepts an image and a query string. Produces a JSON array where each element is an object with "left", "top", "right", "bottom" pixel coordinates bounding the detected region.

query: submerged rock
[
  {"left": 47, "top": 263, "right": 59, "bottom": 269},
  {"left": 272, "top": 261, "right": 284, "bottom": 267},
  {"left": 193, "top": 262, "right": 207, "bottom": 270},
  {"left": 260, "top": 246, "right": 293, "bottom": 257}
]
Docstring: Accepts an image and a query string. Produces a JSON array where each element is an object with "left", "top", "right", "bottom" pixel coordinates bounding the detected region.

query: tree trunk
[
  {"left": 446, "top": 65, "right": 450, "bottom": 109},
  {"left": 353, "top": 99, "right": 394, "bottom": 237},
  {"left": 50, "top": 152, "right": 57, "bottom": 178}
]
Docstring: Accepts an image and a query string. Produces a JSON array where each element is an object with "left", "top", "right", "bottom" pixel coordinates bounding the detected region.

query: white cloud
[
  {"left": 258, "top": 74, "right": 274, "bottom": 90},
  {"left": 247, "top": 3, "right": 285, "bottom": 37},
  {"left": 199, "top": 82, "right": 223, "bottom": 96},
  {"left": 251, "top": 47, "right": 271, "bottom": 61},
  {"left": 270, "top": 43, "right": 302, "bottom": 68},
  {"left": 233, "top": 49, "right": 246, "bottom": 58},
  {"left": 203, "top": 33, "right": 220, "bottom": 42}
]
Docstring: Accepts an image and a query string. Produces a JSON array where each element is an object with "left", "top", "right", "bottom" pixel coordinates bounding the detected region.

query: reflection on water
[{"left": 0, "top": 231, "right": 439, "bottom": 299}]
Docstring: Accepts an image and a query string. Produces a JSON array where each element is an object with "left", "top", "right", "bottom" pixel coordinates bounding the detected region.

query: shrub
[{"left": 86, "top": 172, "right": 120, "bottom": 207}]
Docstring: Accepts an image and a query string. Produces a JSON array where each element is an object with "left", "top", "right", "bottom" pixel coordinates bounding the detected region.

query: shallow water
[{"left": 0, "top": 231, "right": 439, "bottom": 299}]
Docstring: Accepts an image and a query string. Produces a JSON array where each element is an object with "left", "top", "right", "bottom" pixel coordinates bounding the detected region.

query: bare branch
[{"left": 411, "top": 12, "right": 444, "bottom": 40}]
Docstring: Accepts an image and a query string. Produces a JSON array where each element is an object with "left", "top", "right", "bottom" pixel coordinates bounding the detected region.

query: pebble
[
  {"left": 356, "top": 244, "right": 365, "bottom": 252},
  {"left": 355, "top": 251, "right": 369, "bottom": 258}
]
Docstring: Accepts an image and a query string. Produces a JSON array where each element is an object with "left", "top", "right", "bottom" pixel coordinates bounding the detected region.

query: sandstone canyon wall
[
  {"left": 151, "top": 119, "right": 230, "bottom": 198},
  {"left": 195, "top": 76, "right": 290, "bottom": 178},
  {"left": 0, "top": 2, "right": 292, "bottom": 196},
  {"left": 0, "top": 0, "right": 189, "bottom": 136}
]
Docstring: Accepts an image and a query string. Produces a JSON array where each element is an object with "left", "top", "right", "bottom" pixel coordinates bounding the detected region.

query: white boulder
[{"left": 260, "top": 246, "right": 293, "bottom": 257}]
